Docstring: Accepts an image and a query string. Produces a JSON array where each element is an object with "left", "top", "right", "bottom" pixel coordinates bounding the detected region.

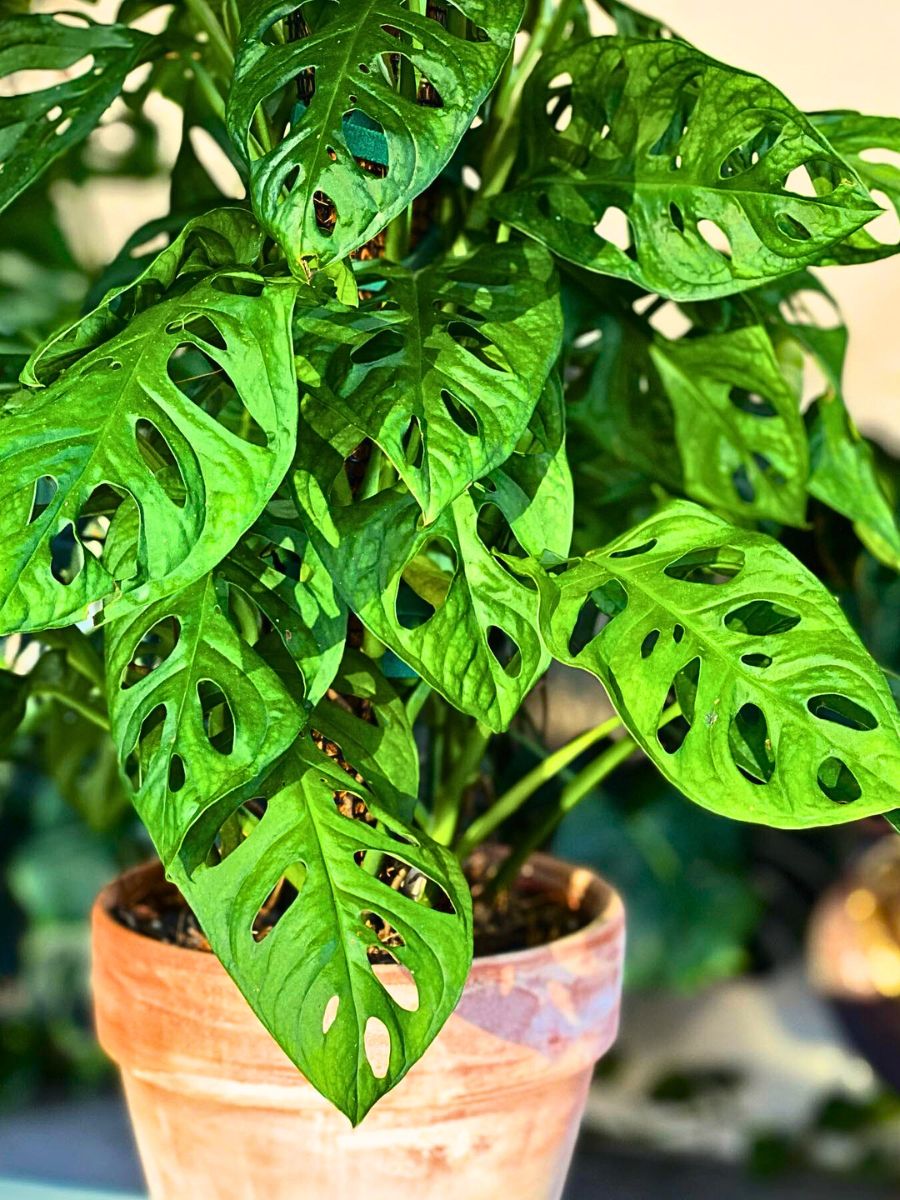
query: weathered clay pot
[{"left": 92, "top": 854, "right": 625, "bottom": 1200}]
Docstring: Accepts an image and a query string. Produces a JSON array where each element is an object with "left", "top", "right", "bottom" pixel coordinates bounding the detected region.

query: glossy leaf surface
[
  {"left": 0, "top": 270, "right": 299, "bottom": 633},
  {"left": 228, "top": 0, "right": 524, "bottom": 265},
  {"left": 172, "top": 735, "right": 472, "bottom": 1125},
  {"left": 650, "top": 325, "right": 808, "bottom": 524},
  {"left": 518, "top": 502, "right": 900, "bottom": 827},
  {"left": 0, "top": 13, "right": 157, "bottom": 213},
  {"left": 296, "top": 242, "right": 562, "bottom": 522},
  {"left": 495, "top": 38, "right": 878, "bottom": 299}
]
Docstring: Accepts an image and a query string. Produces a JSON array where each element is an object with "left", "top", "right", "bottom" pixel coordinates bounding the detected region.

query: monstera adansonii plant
[{"left": 1, "top": 0, "right": 899, "bottom": 1124}]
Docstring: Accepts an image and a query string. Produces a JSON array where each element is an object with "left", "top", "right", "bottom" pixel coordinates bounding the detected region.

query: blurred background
[{"left": 0, "top": 0, "right": 898, "bottom": 1196}]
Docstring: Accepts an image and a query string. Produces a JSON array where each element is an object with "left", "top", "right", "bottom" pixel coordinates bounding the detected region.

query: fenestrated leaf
[
  {"left": 811, "top": 111, "right": 900, "bottom": 265},
  {"left": 755, "top": 275, "right": 900, "bottom": 568},
  {"left": 0, "top": 269, "right": 300, "bottom": 634},
  {"left": 296, "top": 241, "right": 562, "bottom": 522},
  {"left": 807, "top": 390, "right": 900, "bottom": 571},
  {"left": 495, "top": 38, "right": 878, "bottom": 299},
  {"left": 106, "top": 569, "right": 305, "bottom": 863},
  {"left": 25, "top": 208, "right": 265, "bottom": 385},
  {"left": 0, "top": 13, "right": 159, "bottom": 213},
  {"left": 226, "top": 0, "right": 525, "bottom": 266},
  {"left": 312, "top": 649, "right": 420, "bottom": 816},
  {"left": 517, "top": 501, "right": 900, "bottom": 827},
  {"left": 172, "top": 734, "right": 472, "bottom": 1125},
  {"left": 291, "top": 404, "right": 548, "bottom": 731},
  {"left": 650, "top": 325, "right": 809, "bottom": 525},
  {"left": 485, "top": 373, "right": 573, "bottom": 559},
  {"left": 565, "top": 286, "right": 683, "bottom": 491}
]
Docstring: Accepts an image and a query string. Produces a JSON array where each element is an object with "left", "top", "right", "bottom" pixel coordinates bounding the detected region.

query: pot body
[{"left": 93, "top": 854, "right": 624, "bottom": 1200}]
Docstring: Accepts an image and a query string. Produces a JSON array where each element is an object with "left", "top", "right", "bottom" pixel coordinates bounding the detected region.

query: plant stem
[
  {"left": 489, "top": 737, "right": 637, "bottom": 895},
  {"left": 454, "top": 711, "right": 624, "bottom": 860},
  {"left": 185, "top": 0, "right": 235, "bottom": 74},
  {"left": 405, "top": 678, "right": 432, "bottom": 724},
  {"left": 34, "top": 688, "right": 110, "bottom": 732},
  {"left": 431, "top": 719, "right": 492, "bottom": 845},
  {"left": 487, "top": 702, "right": 682, "bottom": 894},
  {"left": 477, "top": 0, "right": 578, "bottom": 207}
]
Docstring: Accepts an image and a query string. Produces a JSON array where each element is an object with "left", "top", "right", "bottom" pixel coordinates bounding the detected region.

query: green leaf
[
  {"left": 811, "top": 111, "right": 900, "bottom": 264},
  {"left": 495, "top": 38, "right": 878, "bottom": 299},
  {"left": 517, "top": 500, "right": 900, "bottom": 827},
  {"left": 171, "top": 734, "right": 472, "bottom": 1125},
  {"left": 565, "top": 289, "right": 683, "bottom": 491},
  {"left": 229, "top": 513, "right": 347, "bottom": 709},
  {"left": 291, "top": 406, "right": 548, "bottom": 731},
  {"left": 485, "top": 373, "right": 573, "bottom": 559},
  {"left": 25, "top": 208, "right": 265, "bottom": 385},
  {"left": 227, "top": 0, "right": 525, "bottom": 266},
  {"left": 807, "top": 390, "right": 900, "bottom": 571},
  {"left": 296, "top": 241, "right": 562, "bottom": 522},
  {"left": 755, "top": 275, "right": 900, "bottom": 568},
  {"left": 0, "top": 269, "right": 300, "bottom": 634},
  {"left": 650, "top": 325, "right": 809, "bottom": 525},
  {"left": 0, "top": 13, "right": 158, "bottom": 213},
  {"left": 596, "top": 0, "right": 681, "bottom": 40},
  {"left": 312, "top": 649, "right": 420, "bottom": 815},
  {"left": 106, "top": 569, "right": 305, "bottom": 863}
]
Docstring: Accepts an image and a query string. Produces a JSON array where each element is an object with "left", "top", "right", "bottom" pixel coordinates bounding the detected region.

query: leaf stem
[
  {"left": 487, "top": 702, "right": 683, "bottom": 894},
  {"left": 432, "top": 719, "right": 492, "bottom": 845},
  {"left": 454, "top": 710, "right": 625, "bottom": 860},
  {"left": 33, "top": 687, "right": 110, "bottom": 733},
  {"left": 185, "top": 0, "right": 235, "bottom": 74},
  {"left": 477, "top": 0, "right": 578, "bottom": 207}
]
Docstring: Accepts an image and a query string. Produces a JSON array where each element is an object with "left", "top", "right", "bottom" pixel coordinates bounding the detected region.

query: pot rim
[{"left": 93, "top": 851, "right": 624, "bottom": 979}]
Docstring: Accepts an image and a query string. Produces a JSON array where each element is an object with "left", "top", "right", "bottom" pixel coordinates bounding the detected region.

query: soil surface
[{"left": 112, "top": 847, "right": 591, "bottom": 959}]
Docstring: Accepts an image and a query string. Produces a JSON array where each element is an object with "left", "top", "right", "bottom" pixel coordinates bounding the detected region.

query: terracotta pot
[{"left": 92, "top": 854, "right": 625, "bottom": 1200}]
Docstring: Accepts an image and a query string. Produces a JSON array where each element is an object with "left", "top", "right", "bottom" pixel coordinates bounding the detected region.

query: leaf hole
[
  {"left": 322, "top": 995, "right": 340, "bottom": 1034},
  {"left": 729, "top": 702, "right": 775, "bottom": 784},
  {"left": 135, "top": 418, "right": 188, "bottom": 508},
  {"left": 658, "top": 656, "right": 701, "bottom": 754},
  {"left": 698, "top": 219, "right": 732, "bottom": 257},
  {"left": 807, "top": 694, "right": 878, "bottom": 732},
  {"left": 817, "top": 756, "right": 862, "bottom": 805},
  {"left": 672, "top": 623, "right": 685, "bottom": 643},
  {"left": 741, "top": 653, "right": 772, "bottom": 669},
  {"left": 446, "top": 321, "right": 511, "bottom": 374},
  {"left": 167, "top": 343, "right": 268, "bottom": 447},
  {"left": 669, "top": 202, "right": 685, "bottom": 233},
  {"left": 641, "top": 629, "right": 660, "bottom": 658},
  {"left": 729, "top": 387, "right": 776, "bottom": 418},
  {"left": 442, "top": 389, "right": 479, "bottom": 436},
  {"left": 487, "top": 626, "right": 521, "bottom": 677},
  {"left": 28, "top": 476, "right": 58, "bottom": 525},
  {"left": 724, "top": 600, "right": 801, "bottom": 637},
  {"left": 166, "top": 311, "right": 227, "bottom": 351},
  {"left": 49, "top": 523, "right": 84, "bottom": 587},
  {"left": 396, "top": 536, "right": 458, "bottom": 629},
  {"left": 197, "top": 679, "right": 236, "bottom": 755},
  {"left": 567, "top": 579, "right": 628, "bottom": 656},
  {"left": 664, "top": 545, "right": 745, "bottom": 585},
  {"left": 350, "top": 327, "right": 404, "bottom": 365},
  {"left": 364, "top": 1016, "right": 390, "bottom": 1079},
  {"left": 775, "top": 212, "right": 812, "bottom": 242},
  {"left": 609, "top": 537, "right": 657, "bottom": 559},
  {"left": 732, "top": 464, "right": 756, "bottom": 504},
  {"left": 168, "top": 753, "right": 186, "bottom": 793},
  {"left": 121, "top": 616, "right": 181, "bottom": 690},
  {"left": 372, "top": 953, "right": 419, "bottom": 1013},
  {"left": 594, "top": 206, "right": 631, "bottom": 251},
  {"left": 719, "top": 122, "right": 783, "bottom": 178},
  {"left": 252, "top": 869, "right": 305, "bottom": 943}
]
